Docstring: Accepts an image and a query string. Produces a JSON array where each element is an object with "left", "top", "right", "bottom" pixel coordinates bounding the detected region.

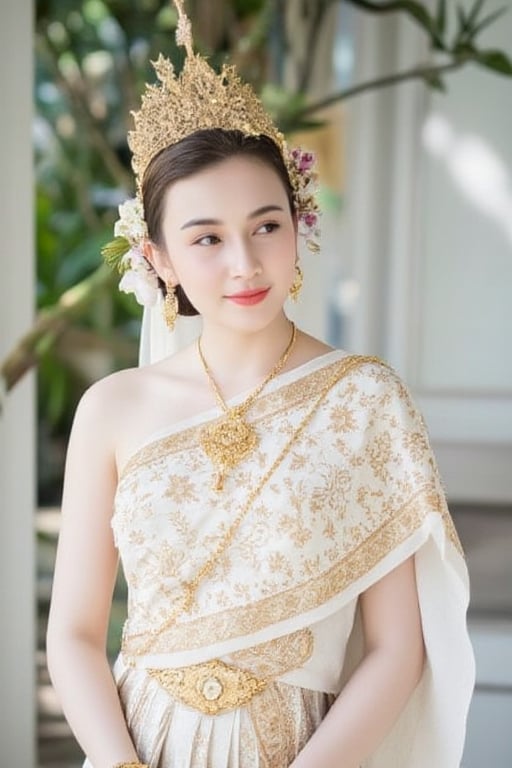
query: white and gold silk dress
[{"left": 83, "top": 350, "right": 475, "bottom": 768}]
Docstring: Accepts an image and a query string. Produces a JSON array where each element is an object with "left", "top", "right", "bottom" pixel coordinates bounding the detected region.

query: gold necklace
[{"left": 197, "top": 322, "right": 297, "bottom": 491}]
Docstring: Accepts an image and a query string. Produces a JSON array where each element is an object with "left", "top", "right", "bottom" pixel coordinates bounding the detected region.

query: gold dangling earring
[
  {"left": 289, "top": 263, "right": 303, "bottom": 302},
  {"left": 163, "top": 283, "right": 179, "bottom": 330}
]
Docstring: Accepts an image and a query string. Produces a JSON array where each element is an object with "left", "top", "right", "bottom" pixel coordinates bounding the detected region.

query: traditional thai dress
[{"left": 84, "top": 350, "right": 474, "bottom": 768}]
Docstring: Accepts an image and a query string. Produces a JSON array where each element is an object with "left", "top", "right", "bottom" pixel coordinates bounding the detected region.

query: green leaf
[
  {"left": 261, "top": 83, "right": 317, "bottom": 133},
  {"left": 233, "top": 0, "right": 266, "bottom": 19},
  {"left": 396, "top": 1, "right": 432, "bottom": 27},
  {"left": 279, "top": 117, "right": 327, "bottom": 134},
  {"left": 387, "top": 2, "right": 436, "bottom": 36},
  {"left": 471, "top": 7, "right": 509, "bottom": 39},
  {"left": 261, "top": 83, "right": 308, "bottom": 115},
  {"left": 345, "top": 1, "right": 435, "bottom": 37},
  {"left": 455, "top": 4, "right": 469, "bottom": 42},
  {"left": 456, "top": 4, "right": 467, "bottom": 28},
  {"left": 466, "top": 0, "right": 486, "bottom": 30},
  {"left": 425, "top": 72, "right": 446, "bottom": 91},
  {"left": 475, "top": 49, "right": 512, "bottom": 76},
  {"left": 436, "top": 0, "right": 447, "bottom": 37},
  {"left": 100, "top": 236, "right": 131, "bottom": 271}
]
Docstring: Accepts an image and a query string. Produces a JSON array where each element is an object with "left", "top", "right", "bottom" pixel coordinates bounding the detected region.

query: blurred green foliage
[
  {"left": 35, "top": 0, "right": 273, "bottom": 500},
  {"left": 34, "top": 0, "right": 511, "bottom": 502}
]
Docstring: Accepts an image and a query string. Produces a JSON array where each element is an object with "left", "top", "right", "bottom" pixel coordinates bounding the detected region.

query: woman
[{"left": 46, "top": 4, "right": 474, "bottom": 768}]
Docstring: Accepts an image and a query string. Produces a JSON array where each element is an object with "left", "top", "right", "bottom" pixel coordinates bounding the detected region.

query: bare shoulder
[
  {"left": 74, "top": 364, "right": 144, "bottom": 426},
  {"left": 78, "top": 344, "right": 194, "bottom": 411},
  {"left": 73, "top": 344, "right": 212, "bottom": 471},
  {"left": 67, "top": 366, "right": 146, "bottom": 465}
]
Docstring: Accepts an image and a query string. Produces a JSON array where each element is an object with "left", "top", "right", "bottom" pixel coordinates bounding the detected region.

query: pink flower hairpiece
[{"left": 288, "top": 148, "right": 321, "bottom": 254}]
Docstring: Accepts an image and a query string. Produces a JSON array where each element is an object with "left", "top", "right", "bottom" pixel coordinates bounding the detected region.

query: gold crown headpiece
[
  {"left": 128, "top": 1, "right": 319, "bottom": 235},
  {"left": 128, "top": 1, "right": 287, "bottom": 191}
]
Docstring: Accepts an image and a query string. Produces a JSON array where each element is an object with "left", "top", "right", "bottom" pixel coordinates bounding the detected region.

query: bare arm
[
  {"left": 291, "top": 556, "right": 425, "bottom": 768},
  {"left": 46, "top": 383, "right": 140, "bottom": 768}
]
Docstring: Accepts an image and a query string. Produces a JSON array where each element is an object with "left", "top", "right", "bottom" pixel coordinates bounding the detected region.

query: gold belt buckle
[{"left": 146, "top": 658, "right": 267, "bottom": 715}]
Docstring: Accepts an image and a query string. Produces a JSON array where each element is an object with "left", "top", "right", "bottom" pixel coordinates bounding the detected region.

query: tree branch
[
  {"left": 344, "top": 0, "right": 430, "bottom": 15},
  {"left": 1, "top": 265, "right": 113, "bottom": 397},
  {"left": 291, "top": 57, "right": 466, "bottom": 120}
]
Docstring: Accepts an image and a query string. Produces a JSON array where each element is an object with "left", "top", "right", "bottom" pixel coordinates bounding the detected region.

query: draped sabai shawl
[{"left": 85, "top": 350, "right": 474, "bottom": 768}]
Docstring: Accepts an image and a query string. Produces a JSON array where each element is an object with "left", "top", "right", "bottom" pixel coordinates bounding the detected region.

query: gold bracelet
[{"left": 113, "top": 763, "right": 149, "bottom": 768}]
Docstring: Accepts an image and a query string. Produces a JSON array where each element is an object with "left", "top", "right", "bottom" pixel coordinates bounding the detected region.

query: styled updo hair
[{"left": 141, "top": 128, "right": 295, "bottom": 316}]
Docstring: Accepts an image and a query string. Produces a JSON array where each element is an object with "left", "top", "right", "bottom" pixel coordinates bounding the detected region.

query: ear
[{"left": 143, "top": 241, "right": 179, "bottom": 287}]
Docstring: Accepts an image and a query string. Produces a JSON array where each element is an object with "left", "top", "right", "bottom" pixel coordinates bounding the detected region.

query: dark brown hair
[{"left": 142, "top": 128, "right": 294, "bottom": 316}]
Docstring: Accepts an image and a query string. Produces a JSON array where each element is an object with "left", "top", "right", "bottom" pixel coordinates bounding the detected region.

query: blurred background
[{"left": 1, "top": 0, "right": 511, "bottom": 765}]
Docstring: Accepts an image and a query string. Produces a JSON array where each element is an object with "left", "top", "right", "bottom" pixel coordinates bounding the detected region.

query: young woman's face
[{"left": 151, "top": 155, "right": 297, "bottom": 332}]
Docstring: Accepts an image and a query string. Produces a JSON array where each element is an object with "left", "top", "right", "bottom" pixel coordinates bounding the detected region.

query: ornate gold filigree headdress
[
  {"left": 102, "top": 0, "right": 320, "bottom": 308},
  {"left": 128, "top": 0, "right": 288, "bottom": 194}
]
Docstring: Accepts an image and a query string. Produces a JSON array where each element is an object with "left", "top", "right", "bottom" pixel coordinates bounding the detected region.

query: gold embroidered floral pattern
[
  {"left": 367, "top": 430, "right": 394, "bottom": 482},
  {"left": 248, "top": 682, "right": 334, "bottom": 768},
  {"left": 112, "top": 354, "right": 464, "bottom": 658},
  {"left": 226, "top": 628, "right": 314, "bottom": 678}
]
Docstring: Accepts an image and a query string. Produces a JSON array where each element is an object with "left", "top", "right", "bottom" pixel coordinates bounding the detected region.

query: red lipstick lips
[{"left": 225, "top": 287, "right": 270, "bottom": 306}]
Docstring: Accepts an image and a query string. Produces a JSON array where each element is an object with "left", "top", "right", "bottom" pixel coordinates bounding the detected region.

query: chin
[{"left": 219, "top": 305, "right": 289, "bottom": 334}]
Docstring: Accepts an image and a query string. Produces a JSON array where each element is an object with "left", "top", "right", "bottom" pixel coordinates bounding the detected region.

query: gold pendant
[{"left": 199, "top": 412, "right": 258, "bottom": 489}]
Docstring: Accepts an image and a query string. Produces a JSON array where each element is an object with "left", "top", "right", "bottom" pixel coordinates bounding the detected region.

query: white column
[
  {"left": 341, "top": 10, "right": 403, "bottom": 357},
  {"left": 0, "top": 2, "right": 36, "bottom": 766}
]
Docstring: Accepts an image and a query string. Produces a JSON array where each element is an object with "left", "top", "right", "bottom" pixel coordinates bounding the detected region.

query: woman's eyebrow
[
  {"left": 180, "top": 217, "right": 221, "bottom": 230},
  {"left": 180, "top": 204, "right": 284, "bottom": 230},
  {"left": 248, "top": 204, "right": 284, "bottom": 219}
]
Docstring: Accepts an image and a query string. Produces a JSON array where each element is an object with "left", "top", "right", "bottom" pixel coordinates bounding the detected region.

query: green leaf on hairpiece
[{"left": 101, "top": 236, "right": 131, "bottom": 272}]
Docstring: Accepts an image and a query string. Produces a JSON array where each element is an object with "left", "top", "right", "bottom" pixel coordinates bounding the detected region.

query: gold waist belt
[{"left": 146, "top": 658, "right": 268, "bottom": 716}]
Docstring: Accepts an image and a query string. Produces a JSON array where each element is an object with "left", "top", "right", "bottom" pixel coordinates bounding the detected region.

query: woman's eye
[
  {"left": 256, "top": 221, "right": 280, "bottom": 235},
  {"left": 194, "top": 234, "right": 221, "bottom": 246}
]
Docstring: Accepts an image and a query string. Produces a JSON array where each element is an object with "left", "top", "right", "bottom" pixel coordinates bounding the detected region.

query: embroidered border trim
[{"left": 123, "top": 482, "right": 461, "bottom": 656}]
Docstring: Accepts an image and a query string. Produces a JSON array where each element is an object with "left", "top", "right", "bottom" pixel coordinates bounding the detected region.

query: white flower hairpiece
[
  {"left": 101, "top": 197, "right": 159, "bottom": 307},
  {"left": 118, "top": 247, "right": 160, "bottom": 306},
  {"left": 101, "top": 147, "right": 320, "bottom": 306}
]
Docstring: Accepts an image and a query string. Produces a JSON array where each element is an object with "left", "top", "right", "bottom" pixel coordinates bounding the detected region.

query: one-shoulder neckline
[{"left": 118, "top": 348, "right": 350, "bottom": 477}]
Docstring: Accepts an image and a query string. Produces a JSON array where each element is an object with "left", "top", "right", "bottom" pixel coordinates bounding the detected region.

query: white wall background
[{"left": 331, "top": 0, "right": 512, "bottom": 503}]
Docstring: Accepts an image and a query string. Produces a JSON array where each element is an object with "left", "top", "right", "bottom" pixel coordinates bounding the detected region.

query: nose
[{"left": 228, "top": 235, "right": 262, "bottom": 279}]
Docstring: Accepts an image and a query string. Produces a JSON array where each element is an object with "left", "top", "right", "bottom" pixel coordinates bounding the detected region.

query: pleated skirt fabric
[{"left": 101, "top": 656, "right": 334, "bottom": 768}]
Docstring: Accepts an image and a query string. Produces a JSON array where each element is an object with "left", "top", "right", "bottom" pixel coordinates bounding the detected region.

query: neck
[{"left": 197, "top": 313, "right": 296, "bottom": 394}]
